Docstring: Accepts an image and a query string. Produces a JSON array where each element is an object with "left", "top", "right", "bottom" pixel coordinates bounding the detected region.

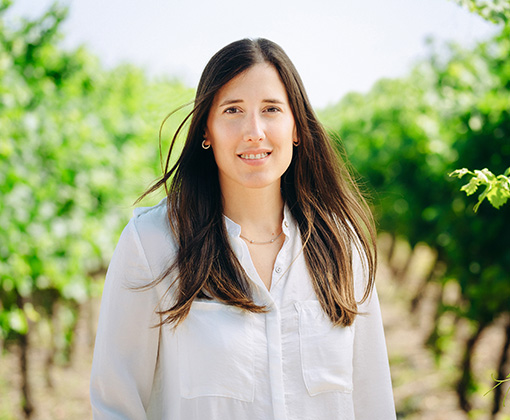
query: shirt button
[
  {"left": 275, "top": 266, "right": 282, "bottom": 273},
  {"left": 284, "top": 221, "right": 289, "bottom": 228}
]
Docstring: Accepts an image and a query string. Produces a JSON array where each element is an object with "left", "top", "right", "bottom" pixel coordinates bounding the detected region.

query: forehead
[{"left": 213, "top": 63, "right": 289, "bottom": 103}]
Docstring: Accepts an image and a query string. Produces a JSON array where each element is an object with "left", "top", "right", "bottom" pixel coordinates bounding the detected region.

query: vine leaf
[
  {"left": 450, "top": 168, "right": 470, "bottom": 178},
  {"left": 487, "top": 179, "right": 510, "bottom": 209},
  {"left": 461, "top": 176, "right": 481, "bottom": 195},
  {"left": 450, "top": 167, "right": 510, "bottom": 212}
]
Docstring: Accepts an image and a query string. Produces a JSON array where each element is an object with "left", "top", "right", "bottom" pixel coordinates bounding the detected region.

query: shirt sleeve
[
  {"left": 90, "top": 218, "right": 161, "bottom": 420},
  {"left": 352, "top": 250, "right": 397, "bottom": 419}
]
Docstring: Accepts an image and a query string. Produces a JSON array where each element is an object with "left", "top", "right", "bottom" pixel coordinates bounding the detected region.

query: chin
[
  {"left": 218, "top": 171, "right": 284, "bottom": 193},
  {"left": 242, "top": 177, "right": 282, "bottom": 191}
]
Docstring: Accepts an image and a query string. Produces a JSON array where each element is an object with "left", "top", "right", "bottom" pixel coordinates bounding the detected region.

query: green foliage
[
  {"left": 449, "top": 0, "right": 510, "bottom": 215},
  {"left": 321, "top": 24, "right": 510, "bottom": 410},
  {"left": 449, "top": 167, "right": 510, "bottom": 211},
  {"left": 451, "top": 0, "right": 510, "bottom": 25},
  {"left": 0, "top": 3, "right": 194, "bottom": 346},
  {"left": 323, "top": 23, "right": 510, "bottom": 414},
  {"left": 1, "top": 0, "right": 509, "bottom": 416}
]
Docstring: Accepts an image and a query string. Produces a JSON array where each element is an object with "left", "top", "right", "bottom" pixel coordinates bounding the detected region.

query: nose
[{"left": 243, "top": 113, "right": 265, "bottom": 142}]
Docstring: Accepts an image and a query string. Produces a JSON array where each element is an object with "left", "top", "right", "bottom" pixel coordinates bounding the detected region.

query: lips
[{"left": 239, "top": 152, "right": 270, "bottom": 160}]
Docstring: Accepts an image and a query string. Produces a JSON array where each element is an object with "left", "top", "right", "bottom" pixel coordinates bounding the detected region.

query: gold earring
[
  {"left": 293, "top": 139, "right": 300, "bottom": 146},
  {"left": 202, "top": 140, "right": 211, "bottom": 150}
]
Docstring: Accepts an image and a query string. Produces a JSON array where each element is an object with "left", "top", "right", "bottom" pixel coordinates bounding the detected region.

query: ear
[
  {"left": 292, "top": 126, "right": 299, "bottom": 146},
  {"left": 203, "top": 128, "right": 211, "bottom": 147}
]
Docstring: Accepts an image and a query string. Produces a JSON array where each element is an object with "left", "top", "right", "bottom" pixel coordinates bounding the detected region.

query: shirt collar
[
  {"left": 282, "top": 205, "right": 293, "bottom": 236},
  {"left": 224, "top": 214, "right": 242, "bottom": 237}
]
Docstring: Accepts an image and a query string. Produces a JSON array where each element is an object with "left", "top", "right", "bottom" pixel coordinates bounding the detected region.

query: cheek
[
  {"left": 209, "top": 124, "right": 239, "bottom": 148},
  {"left": 278, "top": 122, "right": 296, "bottom": 147},
  {"left": 210, "top": 138, "right": 237, "bottom": 168}
]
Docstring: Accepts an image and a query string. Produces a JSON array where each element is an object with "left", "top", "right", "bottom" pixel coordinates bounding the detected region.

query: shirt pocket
[
  {"left": 176, "top": 300, "right": 255, "bottom": 402},
  {"left": 295, "top": 300, "right": 354, "bottom": 396}
]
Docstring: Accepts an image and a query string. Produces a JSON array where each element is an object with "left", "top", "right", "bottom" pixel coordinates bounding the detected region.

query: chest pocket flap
[
  {"left": 177, "top": 301, "right": 255, "bottom": 401},
  {"left": 295, "top": 301, "right": 354, "bottom": 395}
]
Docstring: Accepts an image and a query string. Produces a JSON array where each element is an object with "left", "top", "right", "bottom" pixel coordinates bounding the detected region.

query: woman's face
[{"left": 205, "top": 63, "right": 296, "bottom": 194}]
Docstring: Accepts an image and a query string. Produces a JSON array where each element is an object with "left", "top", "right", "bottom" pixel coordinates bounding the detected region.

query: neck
[{"left": 222, "top": 183, "right": 284, "bottom": 240}]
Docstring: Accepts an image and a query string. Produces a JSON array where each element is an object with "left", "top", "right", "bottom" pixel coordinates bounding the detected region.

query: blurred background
[{"left": 0, "top": 0, "right": 509, "bottom": 419}]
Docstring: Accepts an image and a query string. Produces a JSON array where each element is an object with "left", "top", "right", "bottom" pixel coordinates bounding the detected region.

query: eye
[
  {"left": 224, "top": 107, "right": 241, "bottom": 114},
  {"left": 264, "top": 106, "right": 281, "bottom": 113}
]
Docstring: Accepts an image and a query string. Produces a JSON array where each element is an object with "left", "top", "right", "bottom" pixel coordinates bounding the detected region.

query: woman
[{"left": 90, "top": 38, "right": 396, "bottom": 420}]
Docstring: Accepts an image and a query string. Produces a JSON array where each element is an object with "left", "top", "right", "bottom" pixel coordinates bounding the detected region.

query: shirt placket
[
  {"left": 265, "top": 232, "right": 292, "bottom": 420},
  {"left": 226, "top": 215, "right": 293, "bottom": 420}
]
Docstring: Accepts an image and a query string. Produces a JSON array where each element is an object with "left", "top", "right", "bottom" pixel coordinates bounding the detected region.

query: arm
[
  {"left": 352, "top": 286, "right": 396, "bottom": 419},
  {"left": 90, "top": 218, "right": 160, "bottom": 420},
  {"left": 352, "top": 246, "right": 396, "bottom": 419}
]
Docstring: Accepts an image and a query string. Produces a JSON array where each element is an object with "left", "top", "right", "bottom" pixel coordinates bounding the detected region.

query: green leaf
[
  {"left": 487, "top": 180, "right": 510, "bottom": 209},
  {"left": 461, "top": 176, "right": 481, "bottom": 195},
  {"left": 480, "top": 168, "right": 496, "bottom": 181},
  {"left": 449, "top": 168, "right": 470, "bottom": 178},
  {"left": 474, "top": 169, "right": 491, "bottom": 183}
]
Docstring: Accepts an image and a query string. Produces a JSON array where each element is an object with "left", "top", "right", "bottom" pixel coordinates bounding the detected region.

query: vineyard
[
  {"left": 1, "top": 0, "right": 509, "bottom": 419},
  {"left": 321, "top": 18, "right": 510, "bottom": 416}
]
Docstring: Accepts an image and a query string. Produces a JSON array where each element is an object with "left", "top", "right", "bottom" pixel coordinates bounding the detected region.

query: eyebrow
[{"left": 218, "top": 98, "right": 286, "bottom": 107}]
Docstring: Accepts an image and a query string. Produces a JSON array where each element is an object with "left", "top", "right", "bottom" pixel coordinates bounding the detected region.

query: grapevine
[{"left": 449, "top": 167, "right": 510, "bottom": 212}]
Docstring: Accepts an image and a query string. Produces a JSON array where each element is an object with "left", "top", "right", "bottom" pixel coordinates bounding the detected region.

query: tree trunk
[
  {"left": 17, "top": 294, "right": 34, "bottom": 419},
  {"left": 491, "top": 317, "right": 510, "bottom": 418},
  {"left": 62, "top": 301, "right": 81, "bottom": 366},
  {"left": 395, "top": 246, "right": 414, "bottom": 284},
  {"left": 410, "top": 257, "right": 439, "bottom": 314},
  {"left": 44, "top": 300, "right": 59, "bottom": 389},
  {"left": 386, "top": 232, "right": 396, "bottom": 266},
  {"left": 457, "top": 321, "right": 487, "bottom": 412}
]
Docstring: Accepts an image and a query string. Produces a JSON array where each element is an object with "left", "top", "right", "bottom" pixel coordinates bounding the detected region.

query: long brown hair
[{"left": 139, "top": 38, "right": 377, "bottom": 327}]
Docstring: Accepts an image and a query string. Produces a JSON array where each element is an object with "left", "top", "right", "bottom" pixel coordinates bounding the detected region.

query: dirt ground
[
  {"left": 1, "top": 235, "right": 509, "bottom": 420},
  {"left": 378, "top": 236, "right": 510, "bottom": 420}
]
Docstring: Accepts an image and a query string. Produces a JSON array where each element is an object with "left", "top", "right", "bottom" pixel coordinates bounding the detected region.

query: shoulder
[
  {"left": 132, "top": 198, "right": 172, "bottom": 238},
  {"left": 128, "top": 198, "right": 177, "bottom": 273}
]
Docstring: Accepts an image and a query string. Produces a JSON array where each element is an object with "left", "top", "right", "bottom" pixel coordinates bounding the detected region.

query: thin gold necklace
[{"left": 240, "top": 230, "right": 283, "bottom": 245}]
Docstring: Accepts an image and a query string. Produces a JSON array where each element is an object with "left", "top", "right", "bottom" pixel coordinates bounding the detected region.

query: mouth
[{"left": 238, "top": 152, "right": 271, "bottom": 160}]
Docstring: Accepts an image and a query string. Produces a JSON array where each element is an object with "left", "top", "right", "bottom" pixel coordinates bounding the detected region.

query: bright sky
[{"left": 9, "top": 0, "right": 498, "bottom": 108}]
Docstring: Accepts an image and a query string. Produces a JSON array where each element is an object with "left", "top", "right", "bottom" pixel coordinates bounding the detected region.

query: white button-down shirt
[{"left": 90, "top": 199, "right": 396, "bottom": 419}]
